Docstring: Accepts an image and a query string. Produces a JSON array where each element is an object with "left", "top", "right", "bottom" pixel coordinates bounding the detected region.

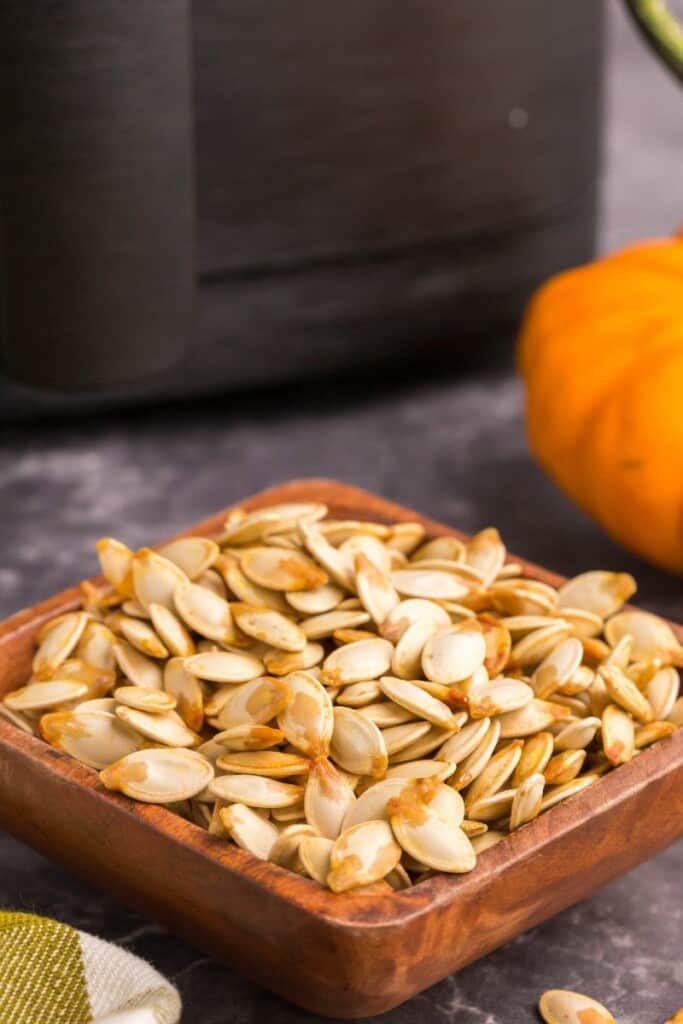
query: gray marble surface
[{"left": 1, "top": 2, "right": 682, "bottom": 1022}]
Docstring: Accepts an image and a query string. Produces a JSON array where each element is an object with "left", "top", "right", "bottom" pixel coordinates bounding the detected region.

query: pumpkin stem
[{"left": 622, "top": 0, "right": 683, "bottom": 83}]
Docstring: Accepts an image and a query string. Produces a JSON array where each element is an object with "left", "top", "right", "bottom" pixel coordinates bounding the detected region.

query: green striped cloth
[{"left": 0, "top": 913, "right": 181, "bottom": 1024}]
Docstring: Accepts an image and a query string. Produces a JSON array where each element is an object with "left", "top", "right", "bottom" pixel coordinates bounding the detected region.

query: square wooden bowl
[{"left": 0, "top": 479, "right": 681, "bottom": 1018}]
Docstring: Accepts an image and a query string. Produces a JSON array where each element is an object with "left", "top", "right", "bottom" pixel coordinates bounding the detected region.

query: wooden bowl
[{"left": 0, "top": 479, "right": 681, "bottom": 1018}]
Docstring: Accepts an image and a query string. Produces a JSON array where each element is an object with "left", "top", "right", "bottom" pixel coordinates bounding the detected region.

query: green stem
[{"left": 623, "top": 0, "right": 683, "bottom": 83}]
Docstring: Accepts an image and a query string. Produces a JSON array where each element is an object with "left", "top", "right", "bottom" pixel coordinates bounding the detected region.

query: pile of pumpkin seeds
[{"left": 3, "top": 501, "right": 682, "bottom": 893}]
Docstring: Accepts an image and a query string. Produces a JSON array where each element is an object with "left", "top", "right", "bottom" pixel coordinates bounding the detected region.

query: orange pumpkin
[{"left": 518, "top": 234, "right": 683, "bottom": 574}]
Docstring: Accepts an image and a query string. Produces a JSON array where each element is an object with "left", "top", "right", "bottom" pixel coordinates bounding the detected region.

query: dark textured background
[{"left": 1, "top": 3, "right": 682, "bottom": 1021}]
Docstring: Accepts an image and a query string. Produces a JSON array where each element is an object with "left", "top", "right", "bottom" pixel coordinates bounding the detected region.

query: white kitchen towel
[{"left": 0, "top": 911, "right": 181, "bottom": 1024}]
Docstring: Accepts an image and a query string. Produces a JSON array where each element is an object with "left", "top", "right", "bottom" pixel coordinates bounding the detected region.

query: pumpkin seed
[
  {"left": 100, "top": 748, "right": 213, "bottom": 803},
  {"left": 539, "top": 773, "right": 598, "bottom": 812},
  {"left": 32, "top": 612, "right": 89, "bottom": 680},
  {"left": 381, "top": 720, "right": 432, "bottom": 756},
  {"left": 304, "top": 756, "right": 357, "bottom": 839},
  {"left": 277, "top": 671, "right": 333, "bottom": 757},
  {"left": 148, "top": 603, "right": 195, "bottom": 658},
  {"left": 114, "top": 686, "right": 176, "bottom": 713},
  {"left": 412, "top": 536, "right": 466, "bottom": 562},
  {"left": 497, "top": 699, "right": 569, "bottom": 738},
  {"left": 465, "top": 527, "right": 506, "bottom": 586},
  {"left": 53, "top": 659, "right": 116, "bottom": 701},
  {"left": 390, "top": 724, "right": 464, "bottom": 764},
  {"left": 301, "top": 609, "right": 371, "bottom": 640},
  {"left": 299, "top": 835, "right": 334, "bottom": 884},
  {"left": 327, "top": 820, "right": 401, "bottom": 892},
  {"left": 461, "top": 819, "right": 488, "bottom": 838},
  {"left": 388, "top": 780, "right": 475, "bottom": 872},
  {"left": 451, "top": 720, "right": 501, "bottom": 790},
  {"left": 407, "top": 559, "right": 484, "bottom": 585},
  {"left": 5, "top": 679, "right": 88, "bottom": 712},
  {"left": 321, "top": 638, "right": 393, "bottom": 686},
  {"left": 220, "top": 803, "right": 279, "bottom": 859},
  {"left": 331, "top": 707, "right": 388, "bottom": 776},
  {"left": 354, "top": 552, "right": 399, "bottom": 625},
  {"left": 531, "top": 637, "right": 583, "bottom": 699},
  {"left": 599, "top": 664, "right": 654, "bottom": 724},
  {"left": 358, "top": 702, "right": 417, "bottom": 728},
  {"left": 512, "top": 732, "right": 554, "bottom": 785},
  {"left": 467, "top": 787, "right": 516, "bottom": 824},
  {"left": 553, "top": 716, "right": 601, "bottom": 751},
  {"left": 217, "top": 556, "right": 291, "bottom": 613},
  {"left": 158, "top": 537, "right": 219, "bottom": 579},
  {"left": 385, "top": 522, "right": 425, "bottom": 555},
  {"left": 634, "top": 720, "right": 677, "bottom": 749},
  {"left": 384, "top": 759, "right": 455, "bottom": 783},
  {"left": 558, "top": 570, "right": 636, "bottom": 618},
  {"left": 163, "top": 657, "right": 204, "bottom": 731},
  {"left": 75, "top": 697, "right": 118, "bottom": 714},
  {"left": 646, "top": 666, "right": 679, "bottom": 720},
  {"left": 262, "top": 641, "right": 324, "bottom": 676},
  {"left": 336, "top": 680, "right": 382, "bottom": 707},
  {"left": 538, "top": 989, "right": 617, "bottom": 1024},
  {"left": 601, "top": 704, "right": 635, "bottom": 765},
  {"left": 241, "top": 546, "right": 328, "bottom": 593},
  {"left": 465, "top": 740, "right": 523, "bottom": 808},
  {"left": 268, "top": 823, "right": 316, "bottom": 871},
  {"left": 96, "top": 538, "right": 135, "bottom": 596},
  {"left": 379, "top": 676, "right": 456, "bottom": 729},
  {"left": 119, "top": 616, "right": 169, "bottom": 659},
  {"left": 559, "top": 606, "right": 604, "bottom": 638},
  {"left": 298, "top": 521, "right": 356, "bottom": 590},
  {"left": 390, "top": 618, "right": 439, "bottom": 679},
  {"left": 437, "top": 717, "right": 491, "bottom": 763},
  {"left": 390, "top": 569, "right": 469, "bottom": 602},
  {"left": 210, "top": 773, "right": 303, "bottom": 808},
  {"left": 489, "top": 581, "right": 558, "bottom": 617},
  {"left": 509, "top": 772, "right": 545, "bottom": 830},
  {"left": 476, "top": 618, "right": 511, "bottom": 676},
  {"left": 286, "top": 583, "right": 344, "bottom": 615},
  {"left": 231, "top": 603, "right": 306, "bottom": 652},
  {"left": 669, "top": 697, "right": 683, "bottom": 727},
  {"left": 216, "top": 750, "right": 309, "bottom": 778},
  {"left": 216, "top": 676, "right": 291, "bottom": 731},
  {"left": 131, "top": 549, "right": 188, "bottom": 613},
  {"left": 386, "top": 863, "right": 413, "bottom": 890},
  {"left": 76, "top": 621, "right": 117, "bottom": 672},
  {"left": 500, "top": 615, "right": 557, "bottom": 636},
  {"left": 0, "top": 705, "right": 37, "bottom": 734},
  {"left": 471, "top": 830, "right": 506, "bottom": 854},
  {"left": 468, "top": 677, "right": 534, "bottom": 719},
  {"left": 199, "top": 570, "right": 229, "bottom": 599},
  {"left": 605, "top": 609, "right": 683, "bottom": 664},
  {"left": 40, "top": 709, "right": 142, "bottom": 768},
  {"left": 174, "top": 582, "right": 243, "bottom": 646},
  {"left": 380, "top": 598, "right": 450, "bottom": 643},
  {"left": 220, "top": 503, "right": 326, "bottom": 546},
  {"left": 341, "top": 778, "right": 408, "bottom": 830},
  {"left": 509, "top": 622, "right": 572, "bottom": 667},
  {"left": 422, "top": 623, "right": 487, "bottom": 684},
  {"left": 184, "top": 651, "right": 264, "bottom": 684},
  {"left": 115, "top": 705, "right": 199, "bottom": 748},
  {"left": 544, "top": 749, "right": 586, "bottom": 785}
]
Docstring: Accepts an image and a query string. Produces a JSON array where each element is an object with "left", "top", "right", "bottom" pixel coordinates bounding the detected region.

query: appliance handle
[{"left": 0, "top": 0, "right": 196, "bottom": 393}]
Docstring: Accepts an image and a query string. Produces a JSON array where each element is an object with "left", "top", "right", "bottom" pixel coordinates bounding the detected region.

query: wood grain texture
[{"left": 0, "top": 479, "right": 681, "bottom": 1018}]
